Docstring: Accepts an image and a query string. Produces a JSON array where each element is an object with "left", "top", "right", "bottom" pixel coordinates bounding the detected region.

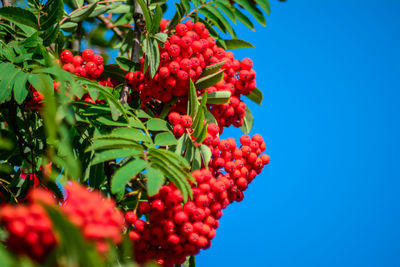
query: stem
[{"left": 97, "top": 14, "right": 124, "bottom": 41}]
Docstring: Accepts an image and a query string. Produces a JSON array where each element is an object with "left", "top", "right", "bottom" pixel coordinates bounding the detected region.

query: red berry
[
  {"left": 181, "top": 115, "right": 192, "bottom": 128},
  {"left": 82, "top": 49, "right": 95, "bottom": 61},
  {"left": 173, "top": 124, "right": 185, "bottom": 137},
  {"left": 60, "top": 50, "right": 73, "bottom": 63}
]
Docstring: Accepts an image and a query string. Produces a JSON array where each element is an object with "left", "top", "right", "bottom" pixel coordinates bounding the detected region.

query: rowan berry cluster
[
  {"left": 204, "top": 123, "right": 270, "bottom": 203},
  {"left": 0, "top": 189, "right": 57, "bottom": 262},
  {"left": 125, "top": 20, "right": 257, "bottom": 129},
  {"left": 0, "top": 182, "right": 124, "bottom": 262},
  {"left": 126, "top": 169, "right": 223, "bottom": 267},
  {"left": 61, "top": 182, "right": 124, "bottom": 254},
  {"left": 125, "top": 124, "right": 270, "bottom": 266},
  {"left": 60, "top": 49, "right": 104, "bottom": 80},
  {"left": 168, "top": 112, "right": 193, "bottom": 137}
]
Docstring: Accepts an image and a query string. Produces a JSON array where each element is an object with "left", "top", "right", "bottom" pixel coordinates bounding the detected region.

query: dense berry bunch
[
  {"left": 126, "top": 127, "right": 270, "bottom": 266},
  {"left": 168, "top": 112, "right": 193, "bottom": 137},
  {"left": 204, "top": 123, "right": 270, "bottom": 203},
  {"left": 126, "top": 169, "right": 224, "bottom": 267},
  {"left": 0, "top": 189, "right": 57, "bottom": 262},
  {"left": 62, "top": 182, "right": 124, "bottom": 254},
  {"left": 60, "top": 49, "right": 104, "bottom": 80},
  {"left": 125, "top": 20, "right": 256, "bottom": 129}
]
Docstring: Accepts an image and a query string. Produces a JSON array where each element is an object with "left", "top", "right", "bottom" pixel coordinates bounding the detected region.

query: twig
[{"left": 97, "top": 14, "right": 124, "bottom": 41}]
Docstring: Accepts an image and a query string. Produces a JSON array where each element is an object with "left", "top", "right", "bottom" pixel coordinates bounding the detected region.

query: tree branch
[{"left": 97, "top": 14, "right": 124, "bottom": 41}]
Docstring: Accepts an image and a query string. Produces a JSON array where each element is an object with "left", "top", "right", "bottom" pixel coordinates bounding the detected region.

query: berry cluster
[
  {"left": 125, "top": 126, "right": 270, "bottom": 266},
  {"left": 60, "top": 49, "right": 104, "bottom": 80},
  {"left": 26, "top": 81, "right": 60, "bottom": 110},
  {"left": 61, "top": 182, "right": 124, "bottom": 254},
  {"left": 204, "top": 123, "right": 270, "bottom": 203},
  {"left": 126, "top": 169, "right": 222, "bottom": 267},
  {"left": 0, "top": 189, "right": 57, "bottom": 262},
  {"left": 0, "top": 183, "right": 124, "bottom": 262},
  {"left": 168, "top": 112, "right": 193, "bottom": 137},
  {"left": 125, "top": 20, "right": 257, "bottom": 129}
]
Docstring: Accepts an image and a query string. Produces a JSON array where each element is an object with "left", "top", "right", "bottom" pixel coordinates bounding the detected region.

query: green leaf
[
  {"left": 199, "top": 144, "right": 211, "bottom": 168},
  {"left": 150, "top": 4, "right": 163, "bottom": 33},
  {"left": 224, "top": 38, "right": 255, "bottom": 49},
  {"left": 69, "top": 3, "right": 97, "bottom": 23},
  {"left": 245, "top": 87, "right": 262, "bottom": 105},
  {"left": 111, "top": 158, "right": 147, "bottom": 193},
  {"left": 167, "top": 3, "right": 183, "bottom": 31},
  {"left": 181, "top": 0, "right": 190, "bottom": 13},
  {"left": 200, "top": 61, "right": 224, "bottom": 77},
  {"left": 215, "top": 1, "right": 236, "bottom": 23},
  {"left": 115, "top": 56, "right": 136, "bottom": 72},
  {"left": 43, "top": 23, "right": 60, "bottom": 46},
  {"left": 28, "top": 73, "right": 53, "bottom": 95},
  {"left": 195, "top": 69, "right": 224, "bottom": 90},
  {"left": 86, "top": 139, "right": 142, "bottom": 152},
  {"left": 192, "top": 148, "right": 202, "bottom": 170},
  {"left": 234, "top": 0, "right": 266, "bottom": 26},
  {"left": 13, "top": 71, "right": 29, "bottom": 104},
  {"left": 40, "top": 0, "right": 64, "bottom": 30},
  {"left": 255, "top": 0, "right": 270, "bottom": 15},
  {"left": 136, "top": 0, "right": 152, "bottom": 30},
  {"left": 203, "top": 5, "right": 236, "bottom": 37},
  {"left": 198, "top": 7, "right": 227, "bottom": 34},
  {"left": 23, "top": 31, "right": 40, "bottom": 47},
  {"left": 91, "top": 148, "right": 142, "bottom": 165},
  {"left": 233, "top": 7, "right": 254, "bottom": 30},
  {"left": 100, "top": 65, "right": 127, "bottom": 83},
  {"left": 143, "top": 38, "right": 160, "bottom": 78},
  {"left": 154, "top": 32, "right": 168, "bottom": 45},
  {"left": 0, "top": 65, "right": 19, "bottom": 103},
  {"left": 60, "top": 22, "right": 78, "bottom": 32},
  {"left": 0, "top": 7, "right": 37, "bottom": 29},
  {"left": 240, "top": 105, "right": 254, "bottom": 134},
  {"left": 189, "top": 79, "right": 199, "bottom": 118},
  {"left": 147, "top": 118, "right": 170, "bottom": 132},
  {"left": 205, "top": 91, "right": 231, "bottom": 104},
  {"left": 146, "top": 166, "right": 165, "bottom": 196},
  {"left": 205, "top": 110, "right": 217, "bottom": 124},
  {"left": 154, "top": 132, "right": 178, "bottom": 146},
  {"left": 109, "top": 127, "right": 152, "bottom": 143}
]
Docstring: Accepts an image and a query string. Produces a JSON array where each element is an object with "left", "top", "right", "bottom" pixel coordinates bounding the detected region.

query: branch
[{"left": 97, "top": 14, "right": 124, "bottom": 41}]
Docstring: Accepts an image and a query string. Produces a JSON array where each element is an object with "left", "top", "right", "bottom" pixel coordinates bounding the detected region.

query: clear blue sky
[{"left": 188, "top": 1, "right": 400, "bottom": 266}]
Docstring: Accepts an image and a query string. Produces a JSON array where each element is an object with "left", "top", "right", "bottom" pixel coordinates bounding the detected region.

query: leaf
[
  {"left": 108, "top": 127, "right": 152, "bottom": 143},
  {"left": 91, "top": 148, "right": 142, "bottom": 165},
  {"left": 224, "top": 38, "right": 255, "bottom": 49},
  {"left": 150, "top": 4, "right": 163, "bottom": 33},
  {"left": 69, "top": 3, "right": 97, "bottom": 23},
  {"left": 245, "top": 87, "right": 262, "bottom": 105},
  {"left": 0, "top": 7, "right": 37, "bottom": 29},
  {"left": 111, "top": 158, "right": 147, "bottom": 193},
  {"left": 28, "top": 73, "right": 53, "bottom": 95},
  {"left": 192, "top": 148, "right": 202, "bottom": 170},
  {"left": 214, "top": 1, "right": 236, "bottom": 23},
  {"left": 200, "top": 61, "right": 224, "bottom": 77},
  {"left": 240, "top": 105, "right": 253, "bottom": 134},
  {"left": 204, "top": 91, "right": 231, "bottom": 104},
  {"left": 203, "top": 5, "right": 236, "bottom": 37},
  {"left": 233, "top": 7, "right": 254, "bottom": 30},
  {"left": 40, "top": 0, "right": 64, "bottom": 30},
  {"left": 60, "top": 22, "right": 78, "bottom": 32},
  {"left": 154, "top": 32, "right": 168, "bottom": 45},
  {"left": 199, "top": 144, "right": 211, "bottom": 168},
  {"left": 195, "top": 69, "right": 224, "bottom": 90},
  {"left": 115, "top": 56, "right": 136, "bottom": 72},
  {"left": 146, "top": 166, "right": 165, "bottom": 196},
  {"left": 86, "top": 139, "right": 142, "bottom": 152},
  {"left": 205, "top": 110, "right": 217, "bottom": 124},
  {"left": 143, "top": 38, "right": 160, "bottom": 78},
  {"left": 154, "top": 132, "right": 178, "bottom": 146},
  {"left": 100, "top": 65, "right": 127, "bottom": 83},
  {"left": 136, "top": 0, "right": 152, "bottom": 30},
  {"left": 167, "top": 3, "right": 183, "bottom": 31},
  {"left": 188, "top": 79, "right": 199, "bottom": 118},
  {"left": 0, "top": 65, "right": 19, "bottom": 103},
  {"left": 43, "top": 23, "right": 60, "bottom": 46},
  {"left": 198, "top": 7, "right": 227, "bottom": 34},
  {"left": 13, "top": 71, "right": 29, "bottom": 104},
  {"left": 234, "top": 0, "right": 266, "bottom": 26},
  {"left": 255, "top": 0, "right": 270, "bottom": 15},
  {"left": 147, "top": 118, "right": 170, "bottom": 132}
]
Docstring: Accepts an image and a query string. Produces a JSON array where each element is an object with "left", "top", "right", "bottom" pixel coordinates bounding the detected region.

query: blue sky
[{"left": 191, "top": 1, "right": 400, "bottom": 266}]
